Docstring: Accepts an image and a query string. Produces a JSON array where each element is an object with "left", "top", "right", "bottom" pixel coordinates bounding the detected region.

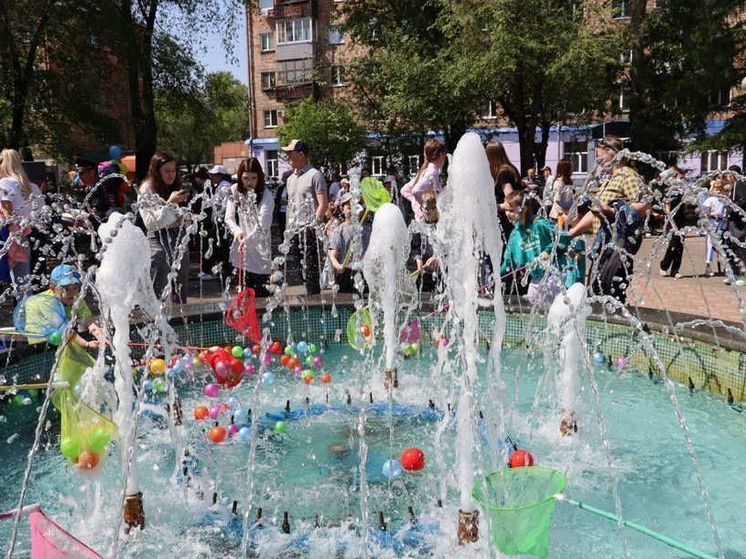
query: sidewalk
[{"left": 628, "top": 235, "right": 746, "bottom": 324}]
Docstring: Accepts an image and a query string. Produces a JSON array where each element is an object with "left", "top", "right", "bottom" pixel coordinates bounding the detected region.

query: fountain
[{"left": 0, "top": 138, "right": 744, "bottom": 559}]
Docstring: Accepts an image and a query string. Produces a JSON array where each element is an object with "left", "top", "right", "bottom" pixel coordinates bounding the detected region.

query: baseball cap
[
  {"left": 50, "top": 264, "right": 81, "bottom": 286},
  {"left": 208, "top": 165, "right": 227, "bottom": 175},
  {"left": 281, "top": 139, "right": 310, "bottom": 154}
]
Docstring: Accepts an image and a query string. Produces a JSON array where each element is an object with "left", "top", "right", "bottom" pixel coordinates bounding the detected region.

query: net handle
[{"left": 554, "top": 494, "right": 717, "bottom": 559}]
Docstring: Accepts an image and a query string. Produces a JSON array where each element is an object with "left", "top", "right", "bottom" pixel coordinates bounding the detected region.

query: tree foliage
[
  {"left": 276, "top": 98, "right": 367, "bottom": 174},
  {"left": 626, "top": 0, "right": 744, "bottom": 154},
  {"left": 156, "top": 71, "right": 249, "bottom": 170}
]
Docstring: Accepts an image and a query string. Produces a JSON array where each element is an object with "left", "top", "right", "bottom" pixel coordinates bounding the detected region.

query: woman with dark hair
[
  {"left": 486, "top": 140, "right": 520, "bottom": 198},
  {"left": 138, "top": 151, "right": 190, "bottom": 303},
  {"left": 401, "top": 138, "right": 447, "bottom": 221},
  {"left": 549, "top": 158, "right": 574, "bottom": 222},
  {"left": 225, "top": 158, "right": 274, "bottom": 296}
]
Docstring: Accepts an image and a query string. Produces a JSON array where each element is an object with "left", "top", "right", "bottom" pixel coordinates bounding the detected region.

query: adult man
[
  {"left": 725, "top": 165, "right": 746, "bottom": 286},
  {"left": 282, "top": 139, "right": 329, "bottom": 295}
]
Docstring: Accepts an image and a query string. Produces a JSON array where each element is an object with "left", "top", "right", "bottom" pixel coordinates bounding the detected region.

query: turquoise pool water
[{"left": 1, "top": 340, "right": 745, "bottom": 558}]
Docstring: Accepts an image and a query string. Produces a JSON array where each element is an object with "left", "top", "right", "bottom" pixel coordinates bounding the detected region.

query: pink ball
[
  {"left": 263, "top": 354, "right": 272, "bottom": 365},
  {"left": 215, "top": 360, "right": 229, "bottom": 376},
  {"left": 440, "top": 338, "right": 450, "bottom": 347},
  {"left": 244, "top": 363, "right": 255, "bottom": 376},
  {"left": 313, "top": 356, "right": 323, "bottom": 367},
  {"left": 203, "top": 383, "right": 219, "bottom": 398},
  {"left": 293, "top": 366, "right": 302, "bottom": 376},
  {"left": 209, "top": 405, "right": 221, "bottom": 420},
  {"left": 227, "top": 423, "right": 239, "bottom": 437}
]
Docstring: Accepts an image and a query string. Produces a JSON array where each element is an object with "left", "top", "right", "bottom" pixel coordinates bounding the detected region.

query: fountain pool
[{"left": 1, "top": 312, "right": 744, "bottom": 558}]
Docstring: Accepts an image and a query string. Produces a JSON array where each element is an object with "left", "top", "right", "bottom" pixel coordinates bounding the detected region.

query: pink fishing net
[{"left": 29, "top": 510, "right": 101, "bottom": 559}]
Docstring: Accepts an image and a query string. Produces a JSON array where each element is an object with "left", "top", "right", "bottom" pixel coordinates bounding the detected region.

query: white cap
[{"left": 208, "top": 165, "right": 227, "bottom": 175}]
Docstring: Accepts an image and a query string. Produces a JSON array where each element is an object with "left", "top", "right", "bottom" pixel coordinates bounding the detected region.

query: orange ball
[
  {"left": 361, "top": 325, "right": 371, "bottom": 338},
  {"left": 303, "top": 373, "right": 314, "bottom": 384},
  {"left": 252, "top": 344, "right": 261, "bottom": 354},
  {"left": 320, "top": 373, "right": 332, "bottom": 384},
  {"left": 289, "top": 357, "right": 300, "bottom": 369},
  {"left": 280, "top": 355, "right": 290, "bottom": 367},
  {"left": 209, "top": 425, "right": 227, "bottom": 443},
  {"left": 194, "top": 405, "right": 209, "bottom": 420},
  {"left": 77, "top": 450, "right": 100, "bottom": 471}
]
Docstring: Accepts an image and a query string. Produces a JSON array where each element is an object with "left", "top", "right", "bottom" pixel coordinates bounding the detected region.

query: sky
[{"left": 197, "top": 13, "right": 249, "bottom": 84}]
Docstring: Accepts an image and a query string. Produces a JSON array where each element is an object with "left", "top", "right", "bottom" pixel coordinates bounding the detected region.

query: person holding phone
[{"left": 138, "top": 152, "right": 190, "bottom": 303}]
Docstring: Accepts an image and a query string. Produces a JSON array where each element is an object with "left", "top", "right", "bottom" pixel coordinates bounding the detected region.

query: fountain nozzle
[
  {"left": 124, "top": 492, "right": 145, "bottom": 534},
  {"left": 457, "top": 509, "right": 479, "bottom": 544},
  {"left": 383, "top": 368, "right": 398, "bottom": 390}
]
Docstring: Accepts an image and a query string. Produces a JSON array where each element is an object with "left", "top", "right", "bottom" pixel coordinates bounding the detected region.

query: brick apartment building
[{"left": 245, "top": 0, "right": 745, "bottom": 181}]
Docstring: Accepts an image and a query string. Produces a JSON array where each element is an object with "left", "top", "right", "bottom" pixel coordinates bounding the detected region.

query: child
[
  {"left": 703, "top": 175, "right": 727, "bottom": 277},
  {"left": 410, "top": 190, "right": 440, "bottom": 291},
  {"left": 328, "top": 193, "right": 371, "bottom": 292}
]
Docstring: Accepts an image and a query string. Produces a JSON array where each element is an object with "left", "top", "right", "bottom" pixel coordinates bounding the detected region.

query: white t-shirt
[
  {"left": 0, "top": 177, "right": 42, "bottom": 220},
  {"left": 703, "top": 195, "right": 726, "bottom": 220}
]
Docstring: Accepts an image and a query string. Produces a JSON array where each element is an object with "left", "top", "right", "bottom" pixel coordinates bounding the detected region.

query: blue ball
[
  {"left": 143, "top": 380, "right": 153, "bottom": 392},
  {"left": 108, "top": 145, "right": 122, "bottom": 160},
  {"left": 296, "top": 341, "right": 309, "bottom": 354},
  {"left": 382, "top": 459, "right": 403, "bottom": 480},
  {"left": 262, "top": 371, "right": 275, "bottom": 385},
  {"left": 227, "top": 396, "right": 239, "bottom": 409},
  {"left": 593, "top": 352, "right": 606, "bottom": 364},
  {"left": 238, "top": 427, "right": 251, "bottom": 443}
]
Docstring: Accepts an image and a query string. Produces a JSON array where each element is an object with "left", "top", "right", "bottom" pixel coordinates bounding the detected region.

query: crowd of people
[{"left": 0, "top": 135, "right": 744, "bottom": 316}]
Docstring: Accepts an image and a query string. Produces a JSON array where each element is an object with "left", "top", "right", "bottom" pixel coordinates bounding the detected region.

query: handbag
[
  {"left": 224, "top": 252, "right": 261, "bottom": 343},
  {"left": 6, "top": 223, "right": 29, "bottom": 266}
]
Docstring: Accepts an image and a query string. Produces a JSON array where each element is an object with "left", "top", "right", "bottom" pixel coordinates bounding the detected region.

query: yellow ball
[{"left": 149, "top": 358, "right": 167, "bottom": 375}]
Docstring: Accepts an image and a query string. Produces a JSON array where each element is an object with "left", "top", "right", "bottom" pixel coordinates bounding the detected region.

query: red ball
[
  {"left": 193, "top": 405, "right": 209, "bottom": 420},
  {"left": 320, "top": 373, "right": 332, "bottom": 384},
  {"left": 209, "top": 425, "right": 227, "bottom": 443},
  {"left": 271, "top": 341, "right": 283, "bottom": 354},
  {"left": 280, "top": 355, "right": 290, "bottom": 367},
  {"left": 509, "top": 449, "right": 535, "bottom": 468},
  {"left": 401, "top": 448, "right": 425, "bottom": 471},
  {"left": 230, "top": 357, "right": 244, "bottom": 374}
]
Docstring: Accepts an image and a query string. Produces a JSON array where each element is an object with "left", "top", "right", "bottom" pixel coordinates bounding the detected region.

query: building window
[
  {"left": 564, "top": 141, "right": 588, "bottom": 173},
  {"left": 259, "top": 0, "right": 273, "bottom": 10},
  {"left": 330, "top": 65, "right": 345, "bottom": 86},
  {"left": 277, "top": 17, "right": 312, "bottom": 44},
  {"left": 702, "top": 150, "right": 728, "bottom": 172},
  {"left": 277, "top": 58, "right": 313, "bottom": 85},
  {"left": 328, "top": 25, "right": 344, "bottom": 45},
  {"left": 620, "top": 50, "right": 632, "bottom": 65},
  {"left": 612, "top": 0, "right": 628, "bottom": 18},
  {"left": 260, "top": 32, "right": 274, "bottom": 52},
  {"left": 266, "top": 150, "right": 279, "bottom": 178},
  {"left": 482, "top": 101, "right": 498, "bottom": 120},
  {"left": 264, "top": 110, "right": 278, "bottom": 128},
  {"left": 408, "top": 155, "right": 421, "bottom": 177},
  {"left": 261, "top": 71, "right": 276, "bottom": 90},
  {"left": 619, "top": 86, "right": 630, "bottom": 112},
  {"left": 371, "top": 156, "right": 384, "bottom": 177}
]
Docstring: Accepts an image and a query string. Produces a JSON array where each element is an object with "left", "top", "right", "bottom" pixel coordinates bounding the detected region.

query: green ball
[
  {"left": 231, "top": 345, "right": 244, "bottom": 358},
  {"left": 152, "top": 379, "right": 165, "bottom": 393},
  {"left": 48, "top": 331, "right": 62, "bottom": 346},
  {"left": 302, "top": 369, "right": 313, "bottom": 379},
  {"left": 10, "top": 394, "right": 24, "bottom": 408},
  {"left": 410, "top": 342, "right": 420, "bottom": 353},
  {"left": 305, "top": 356, "right": 314, "bottom": 366},
  {"left": 274, "top": 420, "right": 287, "bottom": 433},
  {"left": 87, "top": 426, "right": 111, "bottom": 453},
  {"left": 308, "top": 343, "right": 318, "bottom": 354},
  {"left": 284, "top": 346, "right": 295, "bottom": 356},
  {"left": 60, "top": 435, "right": 82, "bottom": 462}
]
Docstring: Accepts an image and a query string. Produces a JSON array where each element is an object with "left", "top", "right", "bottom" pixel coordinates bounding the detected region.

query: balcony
[
  {"left": 275, "top": 82, "right": 318, "bottom": 102},
  {"left": 269, "top": 0, "right": 313, "bottom": 20}
]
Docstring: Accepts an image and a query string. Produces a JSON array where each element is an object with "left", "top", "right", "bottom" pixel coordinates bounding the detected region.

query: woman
[
  {"left": 486, "top": 140, "right": 521, "bottom": 199},
  {"left": 0, "top": 149, "right": 42, "bottom": 294},
  {"left": 401, "top": 139, "right": 446, "bottom": 221},
  {"left": 549, "top": 158, "right": 574, "bottom": 224},
  {"left": 225, "top": 158, "right": 274, "bottom": 297},
  {"left": 703, "top": 174, "right": 728, "bottom": 277},
  {"left": 138, "top": 152, "right": 190, "bottom": 303}
]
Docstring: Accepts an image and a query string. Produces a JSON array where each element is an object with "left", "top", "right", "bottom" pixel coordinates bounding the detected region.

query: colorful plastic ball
[
  {"left": 280, "top": 355, "right": 290, "bottom": 367},
  {"left": 244, "top": 364, "right": 255, "bottom": 376},
  {"left": 230, "top": 358, "right": 244, "bottom": 374},
  {"left": 10, "top": 394, "right": 24, "bottom": 408},
  {"left": 60, "top": 435, "right": 82, "bottom": 462},
  {"left": 193, "top": 406, "right": 209, "bottom": 420},
  {"left": 614, "top": 356, "right": 630, "bottom": 370},
  {"left": 305, "top": 356, "right": 314, "bottom": 367},
  {"left": 149, "top": 358, "right": 166, "bottom": 375},
  {"left": 509, "top": 449, "right": 535, "bottom": 468},
  {"left": 274, "top": 420, "right": 287, "bottom": 433},
  {"left": 215, "top": 359, "right": 230, "bottom": 377},
  {"left": 203, "top": 383, "right": 219, "bottom": 398},
  {"left": 313, "top": 356, "right": 323, "bottom": 367},
  {"left": 263, "top": 354, "right": 272, "bottom": 365},
  {"left": 87, "top": 426, "right": 111, "bottom": 453},
  {"left": 293, "top": 366, "right": 302, "bottom": 376},
  {"left": 143, "top": 380, "right": 153, "bottom": 392},
  {"left": 271, "top": 341, "right": 283, "bottom": 354},
  {"left": 209, "top": 405, "right": 222, "bottom": 420},
  {"left": 320, "top": 373, "right": 332, "bottom": 384},
  {"left": 361, "top": 325, "right": 371, "bottom": 338},
  {"left": 152, "top": 379, "right": 165, "bottom": 393},
  {"left": 303, "top": 373, "right": 314, "bottom": 384},
  {"left": 231, "top": 345, "right": 244, "bottom": 358},
  {"left": 209, "top": 425, "right": 227, "bottom": 443},
  {"left": 238, "top": 427, "right": 251, "bottom": 442},
  {"left": 108, "top": 145, "right": 122, "bottom": 159},
  {"left": 227, "top": 423, "right": 240, "bottom": 437},
  {"left": 400, "top": 448, "right": 425, "bottom": 471},
  {"left": 48, "top": 331, "right": 62, "bottom": 346},
  {"left": 296, "top": 341, "right": 308, "bottom": 354},
  {"left": 308, "top": 343, "right": 318, "bottom": 353},
  {"left": 227, "top": 396, "right": 239, "bottom": 409},
  {"left": 593, "top": 352, "right": 606, "bottom": 364},
  {"left": 382, "top": 459, "right": 403, "bottom": 480},
  {"left": 77, "top": 450, "right": 100, "bottom": 471},
  {"left": 252, "top": 345, "right": 261, "bottom": 354},
  {"left": 262, "top": 372, "right": 275, "bottom": 385},
  {"left": 284, "top": 345, "right": 295, "bottom": 356},
  {"left": 439, "top": 338, "right": 450, "bottom": 347}
]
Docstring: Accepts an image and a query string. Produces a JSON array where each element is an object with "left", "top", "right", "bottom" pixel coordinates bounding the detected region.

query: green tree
[
  {"left": 276, "top": 98, "right": 367, "bottom": 174},
  {"left": 156, "top": 70, "right": 249, "bottom": 171},
  {"left": 626, "top": 0, "right": 743, "bottom": 155}
]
